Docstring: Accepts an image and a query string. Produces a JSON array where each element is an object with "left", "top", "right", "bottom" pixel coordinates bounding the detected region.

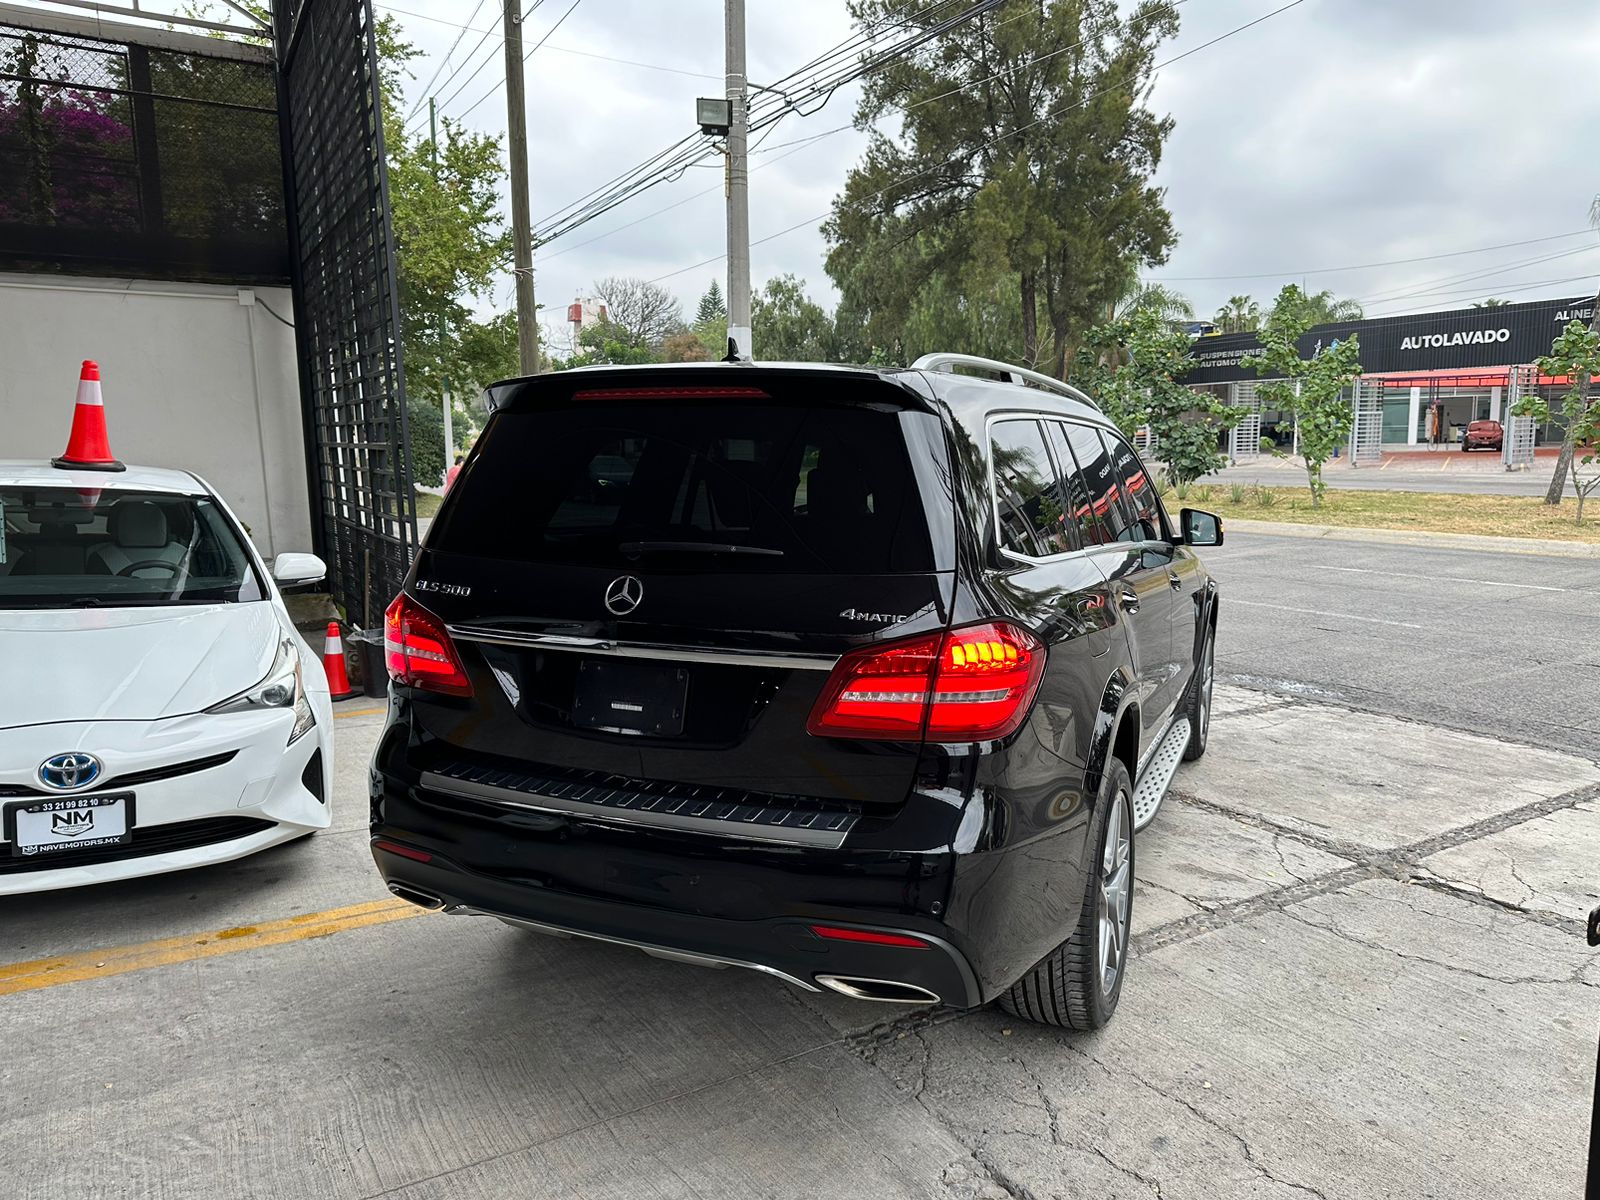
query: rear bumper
[{"left": 372, "top": 839, "right": 982, "bottom": 1006}]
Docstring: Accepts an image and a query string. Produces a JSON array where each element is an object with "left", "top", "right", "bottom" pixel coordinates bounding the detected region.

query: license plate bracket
[
  {"left": 4, "top": 792, "right": 136, "bottom": 858},
  {"left": 571, "top": 660, "right": 689, "bottom": 737}
]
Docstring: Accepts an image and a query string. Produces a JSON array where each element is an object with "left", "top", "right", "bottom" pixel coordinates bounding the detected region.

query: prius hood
[{"left": 0, "top": 603, "right": 282, "bottom": 730}]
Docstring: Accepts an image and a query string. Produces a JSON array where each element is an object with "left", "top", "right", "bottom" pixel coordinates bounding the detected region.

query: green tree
[
  {"left": 825, "top": 0, "right": 1179, "bottom": 379},
  {"left": 1213, "top": 295, "right": 1260, "bottom": 333},
  {"left": 696, "top": 279, "right": 726, "bottom": 324},
  {"left": 751, "top": 275, "right": 835, "bottom": 361},
  {"left": 1245, "top": 285, "right": 1363, "bottom": 507},
  {"left": 374, "top": 18, "right": 513, "bottom": 411},
  {"left": 1471, "top": 297, "right": 1511, "bottom": 308},
  {"left": 1076, "top": 309, "right": 1241, "bottom": 485},
  {"left": 1511, "top": 320, "right": 1600, "bottom": 520}
]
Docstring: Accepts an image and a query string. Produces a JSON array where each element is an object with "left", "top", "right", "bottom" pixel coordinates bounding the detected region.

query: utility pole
[
  {"left": 724, "top": 0, "right": 751, "bottom": 361},
  {"left": 429, "top": 97, "right": 453, "bottom": 461},
  {"left": 504, "top": 0, "right": 539, "bottom": 374}
]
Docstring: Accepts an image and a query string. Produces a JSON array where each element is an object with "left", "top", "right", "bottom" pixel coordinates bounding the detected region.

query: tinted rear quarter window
[
  {"left": 430, "top": 398, "right": 937, "bottom": 574},
  {"left": 1104, "top": 432, "right": 1166, "bottom": 541},
  {"left": 1058, "top": 423, "right": 1131, "bottom": 544}
]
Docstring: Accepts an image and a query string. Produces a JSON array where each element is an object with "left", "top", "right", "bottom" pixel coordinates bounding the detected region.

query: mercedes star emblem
[{"left": 604, "top": 575, "right": 644, "bottom": 616}]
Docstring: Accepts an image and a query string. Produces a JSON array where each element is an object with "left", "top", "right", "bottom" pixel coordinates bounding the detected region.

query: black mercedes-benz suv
[{"left": 370, "top": 355, "right": 1222, "bottom": 1030}]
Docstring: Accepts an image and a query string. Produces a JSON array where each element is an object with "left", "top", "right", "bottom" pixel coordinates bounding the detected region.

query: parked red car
[{"left": 1461, "top": 419, "right": 1503, "bottom": 452}]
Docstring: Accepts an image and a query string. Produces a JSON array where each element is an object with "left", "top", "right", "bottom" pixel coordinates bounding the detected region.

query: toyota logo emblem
[
  {"left": 38, "top": 752, "right": 103, "bottom": 791},
  {"left": 604, "top": 575, "right": 644, "bottom": 616}
]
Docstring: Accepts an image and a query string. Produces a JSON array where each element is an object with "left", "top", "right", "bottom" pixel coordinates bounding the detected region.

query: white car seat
[{"left": 88, "top": 500, "right": 187, "bottom": 578}]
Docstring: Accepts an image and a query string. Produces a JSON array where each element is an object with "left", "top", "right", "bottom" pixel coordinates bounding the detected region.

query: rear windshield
[
  {"left": 0, "top": 486, "right": 263, "bottom": 608},
  {"left": 430, "top": 400, "right": 937, "bottom": 573}
]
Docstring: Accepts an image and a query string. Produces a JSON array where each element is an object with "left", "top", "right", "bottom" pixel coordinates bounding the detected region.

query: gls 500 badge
[{"left": 416, "top": 580, "right": 471, "bottom": 597}]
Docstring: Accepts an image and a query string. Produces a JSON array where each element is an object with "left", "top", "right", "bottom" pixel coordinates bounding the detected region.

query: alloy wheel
[{"left": 1098, "top": 791, "right": 1132, "bottom": 995}]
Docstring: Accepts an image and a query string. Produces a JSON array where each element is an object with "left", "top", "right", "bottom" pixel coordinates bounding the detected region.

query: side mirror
[
  {"left": 272, "top": 552, "right": 327, "bottom": 588},
  {"left": 1180, "top": 508, "right": 1223, "bottom": 547}
]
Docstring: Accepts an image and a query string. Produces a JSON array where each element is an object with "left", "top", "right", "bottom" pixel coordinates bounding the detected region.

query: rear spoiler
[{"left": 481, "top": 364, "right": 936, "bottom": 415}]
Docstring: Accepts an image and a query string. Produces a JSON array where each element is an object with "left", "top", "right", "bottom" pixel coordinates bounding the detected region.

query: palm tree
[
  {"left": 1472, "top": 298, "right": 1511, "bottom": 308},
  {"left": 1214, "top": 295, "right": 1261, "bottom": 334},
  {"left": 1299, "top": 289, "right": 1364, "bottom": 324},
  {"left": 1112, "top": 281, "right": 1194, "bottom": 325}
]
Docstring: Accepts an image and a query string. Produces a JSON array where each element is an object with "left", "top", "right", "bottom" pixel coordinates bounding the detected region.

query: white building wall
[{"left": 0, "top": 272, "right": 312, "bottom": 560}]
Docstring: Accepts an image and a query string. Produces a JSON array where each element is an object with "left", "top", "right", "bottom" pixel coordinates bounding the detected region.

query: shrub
[{"left": 1228, "top": 482, "right": 1247, "bottom": 505}]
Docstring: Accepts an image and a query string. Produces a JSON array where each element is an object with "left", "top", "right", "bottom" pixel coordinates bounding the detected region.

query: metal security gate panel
[
  {"left": 1351, "top": 379, "right": 1384, "bottom": 466},
  {"left": 274, "top": 0, "right": 415, "bottom": 629},
  {"left": 1228, "top": 380, "right": 1263, "bottom": 463},
  {"left": 1503, "top": 365, "right": 1537, "bottom": 470}
]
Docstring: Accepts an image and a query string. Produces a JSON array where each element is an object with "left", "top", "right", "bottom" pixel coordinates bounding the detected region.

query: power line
[
  {"left": 1365, "top": 274, "right": 1600, "bottom": 317},
  {"left": 1151, "top": 229, "right": 1598, "bottom": 282},
  {"left": 646, "top": 0, "right": 1311, "bottom": 284},
  {"left": 402, "top": 0, "right": 490, "bottom": 126},
  {"left": 1354, "top": 245, "right": 1600, "bottom": 307},
  {"left": 530, "top": 1, "right": 998, "bottom": 248},
  {"left": 456, "top": 0, "right": 588, "bottom": 123}
]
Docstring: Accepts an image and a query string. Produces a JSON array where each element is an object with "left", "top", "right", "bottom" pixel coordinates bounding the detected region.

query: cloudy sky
[{"left": 376, "top": 0, "right": 1599, "bottom": 344}]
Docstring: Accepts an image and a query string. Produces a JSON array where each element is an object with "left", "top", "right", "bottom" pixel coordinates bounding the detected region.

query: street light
[{"left": 696, "top": 97, "right": 731, "bottom": 137}]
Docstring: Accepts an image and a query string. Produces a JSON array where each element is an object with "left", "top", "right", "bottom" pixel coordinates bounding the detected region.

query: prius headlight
[{"left": 209, "top": 638, "right": 316, "bottom": 744}]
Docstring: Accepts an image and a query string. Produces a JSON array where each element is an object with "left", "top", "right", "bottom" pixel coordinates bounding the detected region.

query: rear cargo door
[{"left": 409, "top": 375, "right": 955, "bottom": 811}]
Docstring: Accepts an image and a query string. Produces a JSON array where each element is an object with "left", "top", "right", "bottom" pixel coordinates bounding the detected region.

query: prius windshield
[{"left": 0, "top": 486, "right": 264, "bottom": 608}]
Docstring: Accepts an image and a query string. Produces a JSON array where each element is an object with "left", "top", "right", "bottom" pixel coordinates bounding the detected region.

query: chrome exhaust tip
[
  {"left": 387, "top": 882, "right": 445, "bottom": 911},
  {"left": 815, "top": 975, "right": 940, "bottom": 1004}
]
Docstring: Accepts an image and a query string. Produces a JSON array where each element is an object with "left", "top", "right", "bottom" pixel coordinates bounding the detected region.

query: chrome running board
[
  {"left": 1132, "top": 716, "right": 1190, "bottom": 831},
  {"left": 442, "top": 903, "right": 822, "bottom": 992}
]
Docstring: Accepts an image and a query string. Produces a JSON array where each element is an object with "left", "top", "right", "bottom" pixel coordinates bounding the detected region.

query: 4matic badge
[{"left": 839, "top": 607, "right": 909, "bottom": 624}]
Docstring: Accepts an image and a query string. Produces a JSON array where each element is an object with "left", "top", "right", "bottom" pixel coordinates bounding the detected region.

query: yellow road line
[
  {"left": 334, "top": 707, "right": 386, "bottom": 719},
  {"left": 0, "top": 897, "right": 429, "bottom": 996}
]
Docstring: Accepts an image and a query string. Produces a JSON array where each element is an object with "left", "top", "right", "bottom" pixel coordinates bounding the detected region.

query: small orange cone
[
  {"left": 322, "top": 622, "right": 357, "bottom": 701},
  {"left": 53, "top": 360, "right": 125, "bottom": 473}
]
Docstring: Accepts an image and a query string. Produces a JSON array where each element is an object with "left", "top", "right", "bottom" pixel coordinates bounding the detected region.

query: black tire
[
  {"left": 997, "top": 760, "right": 1134, "bottom": 1031},
  {"left": 1182, "top": 624, "right": 1214, "bottom": 762}
]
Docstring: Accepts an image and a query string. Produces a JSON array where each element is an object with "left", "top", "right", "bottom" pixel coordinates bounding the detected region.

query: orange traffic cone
[
  {"left": 53, "top": 360, "right": 125, "bottom": 472},
  {"left": 323, "top": 622, "right": 357, "bottom": 701}
]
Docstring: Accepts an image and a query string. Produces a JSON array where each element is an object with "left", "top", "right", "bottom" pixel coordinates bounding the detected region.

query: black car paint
[{"left": 370, "top": 362, "right": 1216, "bottom": 1006}]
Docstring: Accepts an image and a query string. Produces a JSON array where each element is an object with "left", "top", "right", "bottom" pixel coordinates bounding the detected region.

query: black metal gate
[{"left": 274, "top": 0, "right": 415, "bottom": 630}]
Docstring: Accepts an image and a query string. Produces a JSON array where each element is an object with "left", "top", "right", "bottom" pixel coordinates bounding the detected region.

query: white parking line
[
  {"left": 1230, "top": 599, "right": 1424, "bottom": 629},
  {"left": 1320, "top": 565, "right": 1577, "bottom": 593}
]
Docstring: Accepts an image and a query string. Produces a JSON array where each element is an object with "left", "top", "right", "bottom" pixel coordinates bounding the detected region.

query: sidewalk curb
[{"left": 1225, "top": 518, "right": 1600, "bottom": 559}]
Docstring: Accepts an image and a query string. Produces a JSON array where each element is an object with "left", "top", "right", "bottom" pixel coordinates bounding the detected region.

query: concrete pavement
[
  {"left": 1208, "top": 453, "right": 1561, "bottom": 497},
  {"left": 4, "top": 539, "right": 1600, "bottom": 1198}
]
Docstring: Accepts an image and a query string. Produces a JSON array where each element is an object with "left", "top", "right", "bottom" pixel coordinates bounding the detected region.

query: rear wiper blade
[{"left": 618, "top": 540, "right": 785, "bottom": 558}]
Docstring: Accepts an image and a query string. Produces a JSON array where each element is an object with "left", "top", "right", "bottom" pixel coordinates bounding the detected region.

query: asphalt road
[{"left": 1206, "top": 531, "right": 1600, "bottom": 758}]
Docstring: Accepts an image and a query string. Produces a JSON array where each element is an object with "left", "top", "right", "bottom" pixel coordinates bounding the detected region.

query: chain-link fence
[{"left": 0, "top": 20, "right": 287, "bottom": 280}]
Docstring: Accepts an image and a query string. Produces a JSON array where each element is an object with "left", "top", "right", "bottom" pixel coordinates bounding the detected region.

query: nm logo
[{"left": 51, "top": 809, "right": 95, "bottom": 839}]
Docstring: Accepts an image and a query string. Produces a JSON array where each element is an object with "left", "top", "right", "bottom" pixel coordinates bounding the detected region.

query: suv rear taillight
[
  {"left": 385, "top": 594, "right": 473, "bottom": 697},
  {"left": 806, "top": 621, "right": 1045, "bottom": 742}
]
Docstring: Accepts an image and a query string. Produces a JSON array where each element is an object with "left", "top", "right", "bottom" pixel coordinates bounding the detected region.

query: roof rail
[{"left": 911, "top": 353, "right": 1101, "bottom": 412}]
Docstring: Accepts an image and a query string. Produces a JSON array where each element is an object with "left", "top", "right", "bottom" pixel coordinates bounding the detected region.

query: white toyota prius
[{"left": 0, "top": 461, "right": 335, "bottom": 894}]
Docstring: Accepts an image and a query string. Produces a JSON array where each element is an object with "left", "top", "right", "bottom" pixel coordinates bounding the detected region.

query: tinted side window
[
  {"left": 991, "top": 419, "right": 1072, "bottom": 558},
  {"left": 1059, "top": 423, "right": 1131, "bottom": 543},
  {"left": 1046, "top": 422, "right": 1108, "bottom": 547},
  {"left": 1105, "top": 432, "right": 1165, "bottom": 541}
]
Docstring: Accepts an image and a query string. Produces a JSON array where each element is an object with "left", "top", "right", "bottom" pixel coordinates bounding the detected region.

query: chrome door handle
[
  {"left": 1168, "top": 572, "right": 1183, "bottom": 591},
  {"left": 1118, "top": 589, "right": 1140, "bottom": 613}
]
